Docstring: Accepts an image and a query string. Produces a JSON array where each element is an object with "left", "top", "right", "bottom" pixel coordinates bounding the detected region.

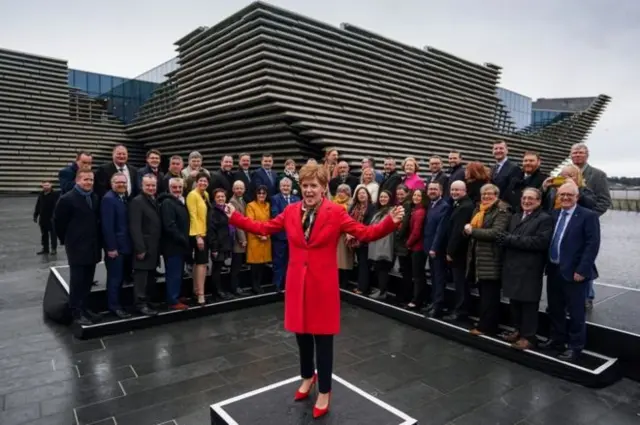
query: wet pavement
[{"left": 0, "top": 196, "right": 638, "bottom": 425}]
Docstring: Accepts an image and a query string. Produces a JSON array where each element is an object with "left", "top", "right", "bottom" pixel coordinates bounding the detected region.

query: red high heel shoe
[
  {"left": 294, "top": 374, "right": 317, "bottom": 401},
  {"left": 313, "top": 392, "right": 331, "bottom": 419}
]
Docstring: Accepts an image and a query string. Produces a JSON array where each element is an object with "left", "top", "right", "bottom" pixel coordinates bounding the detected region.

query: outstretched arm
[
  {"left": 228, "top": 209, "right": 285, "bottom": 236},
  {"left": 338, "top": 207, "right": 397, "bottom": 243}
]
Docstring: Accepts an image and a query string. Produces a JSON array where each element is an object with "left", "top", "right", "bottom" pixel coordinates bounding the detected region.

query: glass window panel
[
  {"left": 87, "top": 72, "right": 100, "bottom": 96},
  {"left": 100, "top": 75, "right": 113, "bottom": 94}
]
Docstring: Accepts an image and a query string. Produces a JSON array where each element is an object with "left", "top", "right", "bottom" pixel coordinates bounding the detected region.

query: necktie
[
  {"left": 550, "top": 211, "right": 569, "bottom": 263},
  {"left": 286, "top": 196, "right": 290, "bottom": 204},
  {"left": 118, "top": 167, "right": 124, "bottom": 173},
  {"left": 493, "top": 163, "right": 501, "bottom": 176}
]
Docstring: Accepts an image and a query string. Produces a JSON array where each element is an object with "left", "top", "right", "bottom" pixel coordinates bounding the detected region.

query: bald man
[
  {"left": 328, "top": 161, "right": 359, "bottom": 197},
  {"left": 443, "top": 180, "right": 475, "bottom": 320},
  {"left": 541, "top": 182, "right": 600, "bottom": 362}
]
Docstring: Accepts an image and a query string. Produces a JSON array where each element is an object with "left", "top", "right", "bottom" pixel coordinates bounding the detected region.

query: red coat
[
  {"left": 406, "top": 206, "right": 426, "bottom": 252},
  {"left": 229, "top": 198, "right": 397, "bottom": 335}
]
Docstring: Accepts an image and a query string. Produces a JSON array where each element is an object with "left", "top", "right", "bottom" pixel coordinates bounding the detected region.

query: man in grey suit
[{"left": 571, "top": 142, "right": 611, "bottom": 309}]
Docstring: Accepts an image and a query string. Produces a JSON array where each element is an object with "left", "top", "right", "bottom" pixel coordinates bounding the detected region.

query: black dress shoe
[
  {"left": 217, "top": 292, "right": 233, "bottom": 301},
  {"left": 85, "top": 310, "right": 103, "bottom": 323},
  {"left": 113, "top": 309, "right": 132, "bottom": 319},
  {"left": 50, "top": 250, "right": 57, "bottom": 255},
  {"left": 36, "top": 250, "right": 49, "bottom": 255},
  {"left": 443, "top": 312, "right": 462, "bottom": 321},
  {"left": 539, "top": 339, "right": 565, "bottom": 351},
  {"left": 74, "top": 316, "right": 93, "bottom": 326},
  {"left": 426, "top": 309, "right": 443, "bottom": 319},
  {"left": 558, "top": 349, "right": 580, "bottom": 362},
  {"left": 231, "top": 288, "right": 244, "bottom": 296},
  {"left": 252, "top": 287, "right": 264, "bottom": 295},
  {"left": 138, "top": 306, "right": 158, "bottom": 316}
]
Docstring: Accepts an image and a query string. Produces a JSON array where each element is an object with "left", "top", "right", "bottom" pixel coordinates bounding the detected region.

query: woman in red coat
[{"left": 224, "top": 163, "right": 404, "bottom": 419}]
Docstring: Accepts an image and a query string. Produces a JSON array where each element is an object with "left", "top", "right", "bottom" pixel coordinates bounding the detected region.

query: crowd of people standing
[{"left": 35, "top": 139, "right": 610, "bottom": 362}]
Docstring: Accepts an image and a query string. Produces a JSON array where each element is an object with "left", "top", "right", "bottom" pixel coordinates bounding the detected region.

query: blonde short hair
[{"left": 299, "top": 163, "right": 329, "bottom": 187}]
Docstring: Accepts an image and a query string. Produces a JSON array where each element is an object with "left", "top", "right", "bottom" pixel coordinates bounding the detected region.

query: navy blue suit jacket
[
  {"left": 270, "top": 193, "right": 300, "bottom": 240},
  {"left": 551, "top": 205, "right": 600, "bottom": 282},
  {"left": 58, "top": 162, "right": 78, "bottom": 194},
  {"left": 100, "top": 190, "right": 132, "bottom": 254},
  {"left": 423, "top": 199, "right": 451, "bottom": 253},
  {"left": 251, "top": 168, "right": 279, "bottom": 197}
]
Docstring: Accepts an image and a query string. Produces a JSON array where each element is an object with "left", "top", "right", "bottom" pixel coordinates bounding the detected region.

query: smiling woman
[{"left": 223, "top": 163, "right": 404, "bottom": 419}]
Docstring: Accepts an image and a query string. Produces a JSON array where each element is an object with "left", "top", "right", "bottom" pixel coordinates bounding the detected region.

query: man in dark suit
[
  {"left": 100, "top": 172, "right": 132, "bottom": 319},
  {"left": 505, "top": 151, "right": 548, "bottom": 210},
  {"left": 422, "top": 182, "right": 451, "bottom": 317},
  {"left": 34, "top": 180, "right": 59, "bottom": 255},
  {"left": 137, "top": 149, "right": 164, "bottom": 192},
  {"left": 542, "top": 182, "right": 600, "bottom": 361},
  {"left": 95, "top": 144, "right": 138, "bottom": 199},
  {"left": 209, "top": 154, "right": 236, "bottom": 199},
  {"left": 379, "top": 157, "right": 402, "bottom": 200},
  {"left": 53, "top": 169, "right": 102, "bottom": 325},
  {"left": 162, "top": 155, "right": 184, "bottom": 195},
  {"left": 447, "top": 150, "right": 466, "bottom": 186},
  {"left": 490, "top": 140, "right": 520, "bottom": 203},
  {"left": 570, "top": 142, "right": 610, "bottom": 308},
  {"left": 443, "top": 180, "right": 475, "bottom": 320},
  {"left": 428, "top": 156, "right": 450, "bottom": 198},
  {"left": 129, "top": 174, "right": 162, "bottom": 316},
  {"left": 328, "top": 161, "right": 359, "bottom": 197},
  {"left": 270, "top": 177, "right": 301, "bottom": 291},
  {"left": 232, "top": 152, "right": 253, "bottom": 202},
  {"left": 58, "top": 151, "right": 92, "bottom": 194},
  {"left": 250, "top": 153, "right": 279, "bottom": 197}
]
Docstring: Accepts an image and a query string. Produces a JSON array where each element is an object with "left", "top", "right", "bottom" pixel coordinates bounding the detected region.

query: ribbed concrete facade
[
  {"left": 0, "top": 48, "right": 139, "bottom": 193},
  {"left": 0, "top": 2, "right": 611, "bottom": 193},
  {"left": 127, "top": 2, "right": 610, "bottom": 176}
]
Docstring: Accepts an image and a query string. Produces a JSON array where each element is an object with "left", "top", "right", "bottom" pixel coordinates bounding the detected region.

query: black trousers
[
  {"left": 477, "top": 279, "right": 502, "bottom": 334},
  {"left": 250, "top": 263, "right": 265, "bottom": 292},
  {"left": 40, "top": 223, "right": 57, "bottom": 251},
  {"left": 355, "top": 246, "right": 370, "bottom": 293},
  {"left": 374, "top": 260, "right": 393, "bottom": 293},
  {"left": 69, "top": 264, "right": 96, "bottom": 319},
  {"left": 210, "top": 261, "right": 225, "bottom": 294},
  {"left": 230, "top": 253, "right": 245, "bottom": 292},
  {"left": 397, "top": 255, "right": 413, "bottom": 303},
  {"left": 411, "top": 250, "right": 427, "bottom": 305},
  {"left": 510, "top": 300, "right": 539, "bottom": 341},
  {"left": 296, "top": 333, "right": 334, "bottom": 394},
  {"left": 338, "top": 269, "right": 350, "bottom": 289},
  {"left": 133, "top": 269, "right": 156, "bottom": 308},
  {"left": 451, "top": 265, "right": 470, "bottom": 315}
]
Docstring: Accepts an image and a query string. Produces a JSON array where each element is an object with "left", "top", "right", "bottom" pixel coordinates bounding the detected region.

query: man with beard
[
  {"left": 209, "top": 154, "right": 235, "bottom": 199},
  {"left": 328, "top": 161, "right": 359, "bottom": 197},
  {"left": 505, "top": 151, "right": 547, "bottom": 210},
  {"left": 129, "top": 174, "right": 162, "bottom": 316},
  {"left": 447, "top": 150, "right": 465, "bottom": 185},
  {"left": 250, "top": 153, "right": 279, "bottom": 197},
  {"left": 161, "top": 155, "right": 185, "bottom": 195},
  {"left": 443, "top": 180, "right": 475, "bottom": 321},
  {"left": 138, "top": 149, "right": 164, "bottom": 191},
  {"left": 379, "top": 157, "right": 402, "bottom": 200}
]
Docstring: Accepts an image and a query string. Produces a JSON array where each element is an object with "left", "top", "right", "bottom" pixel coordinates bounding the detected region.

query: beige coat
[{"left": 229, "top": 196, "right": 247, "bottom": 253}]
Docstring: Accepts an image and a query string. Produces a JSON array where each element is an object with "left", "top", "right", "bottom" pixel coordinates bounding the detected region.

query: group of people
[{"left": 35, "top": 139, "right": 609, "bottom": 418}]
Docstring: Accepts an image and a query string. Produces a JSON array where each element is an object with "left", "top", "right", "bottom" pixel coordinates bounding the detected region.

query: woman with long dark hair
[
  {"left": 405, "top": 189, "right": 428, "bottom": 310},
  {"left": 224, "top": 164, "right": 404, "bottom": 418},
  {"left": 208, "top": 188, "right": 234, "bottom": 300},
  {"left": 348, "top": 186, "right": 374, "bottom": 295},
  {"left": 368, "top": 190, "right": 395, "bottom": 300}
]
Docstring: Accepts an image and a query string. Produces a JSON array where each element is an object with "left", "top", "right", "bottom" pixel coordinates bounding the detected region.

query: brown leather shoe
[
  {"left": 511, "top": 338, "right": 533, "bottom": 351},
  {"left": 502, "top": 331, "right": 520, "bottom": 343},
  {"left": 469, "top": 328, "right": 484, "bottom": 336}
]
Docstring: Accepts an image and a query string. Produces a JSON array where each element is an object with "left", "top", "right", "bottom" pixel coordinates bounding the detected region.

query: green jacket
[{"left": 466, "top": 200, "right": 511, "bottom": 282}]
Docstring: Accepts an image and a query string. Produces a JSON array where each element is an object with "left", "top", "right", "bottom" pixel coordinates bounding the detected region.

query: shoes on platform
[
  {"left": 169, "top": 302, "right": 189, "bottom": 311},
  {"left": 294, "top": 374, "right": 317, "bottom": 401},
  {"left": 469, "top": 328, "right": 484, "bottom": 336},
  {"left": 313, "top": 392, "right": 331, "bottom": 419}
]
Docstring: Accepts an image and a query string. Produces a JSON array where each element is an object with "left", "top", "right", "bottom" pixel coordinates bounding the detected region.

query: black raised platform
[
  {"left": 43, "top": 261, "right": 280, "bottom": 339},
  {"left": 210, "top": 374, "right": 417, "bottom": 425},
  {"left": 341, "top": 289, "right": 619, "bottom": 389}
]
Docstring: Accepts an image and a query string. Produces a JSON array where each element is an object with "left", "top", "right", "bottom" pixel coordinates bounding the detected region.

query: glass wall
[
  {"left": 68, "top": 69, "right": 159, "bottom": 124},
  {"left": 531, "top": 110, "right": 572, "bottom": 127},
  {"left": 135, "top": 57, "right": 179, "bottom": 83},
  {"left": 496, "top": 87, "right": 532, "bottom": 130}
]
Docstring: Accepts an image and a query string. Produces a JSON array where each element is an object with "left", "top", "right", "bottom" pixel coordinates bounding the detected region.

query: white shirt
[{"left": 115, "top": 163, "right": 131, "bottom": 195}]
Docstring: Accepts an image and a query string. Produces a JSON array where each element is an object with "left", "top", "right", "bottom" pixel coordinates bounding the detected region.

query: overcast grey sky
[{"left": 1, "top": 0, "right": 637, "bottom": 175}]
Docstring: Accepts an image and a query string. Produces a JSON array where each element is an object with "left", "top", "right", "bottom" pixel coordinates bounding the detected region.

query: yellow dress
[{"left": 245, "top": 201, "right": 272, "bottom": 264}]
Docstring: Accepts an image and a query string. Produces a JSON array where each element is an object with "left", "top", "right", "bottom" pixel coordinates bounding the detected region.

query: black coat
[
  {"left": 232, "top": 168, "right": 253, "bottom": 202},
  {"left": 329, "top": 174, "right": 359, "bottom": 197},
  {"left": 445, "top": 196, "right": 475, "bottom": 267},
  {"left": 54, "top": 189, "right": 101, "bottom": 266},
  {"left": 380, "top": 171, "right": 402, "bottom": 200},
  {"left": 208, "top": 206, "right": 233, "bottom": 261},
  {"left": 95, "top": 162, "right": 139, "bottom": 199},
  {"left": 129, "top": 194, "right": 162, "bottom": 270},
  {"left": 158, "top": 193, "right": 190, "bottom": 257},
  {"left": 34, "top": 190, "right": 60, "bottom": 228},
  {"left": 394, "top": 201, "right": 413, "bottom": 257},
  {"left": 209, "top": 169, "right": 235, "bottom": 199},
  {"left": 466, "top": 180, "right": 487, "bottom": 206},
  {"left": 505, "top": 168, "right": 548, "bottom": 211},
  {"left": 499, "top": 208, "right": 553, "bottom": 302}
]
